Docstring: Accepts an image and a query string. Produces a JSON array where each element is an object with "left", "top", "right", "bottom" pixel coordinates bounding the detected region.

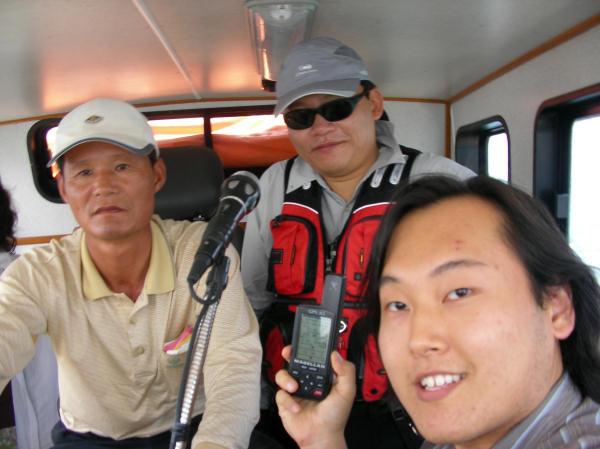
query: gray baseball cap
[
  {"left": 274, "top": 37, "right": 371, "bottom": 116},
  {"left": 48, "top": 98, "right": 159, "bottom": 167}
]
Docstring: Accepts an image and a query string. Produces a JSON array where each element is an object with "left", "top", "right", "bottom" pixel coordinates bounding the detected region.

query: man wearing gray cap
[
  {"left": 0, "top": 98, "right": 262, "bottom": 449},
  {"left": 241, "top": 37, "right": 473, "bottom": 449}
]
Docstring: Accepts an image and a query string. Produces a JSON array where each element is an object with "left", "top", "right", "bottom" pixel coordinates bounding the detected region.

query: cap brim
[
  {"left": 274, "top": 78, "right": 362, "bottom": 116},
  {"left": 47, "top": 138, "right": 156, "bottom": 167}
]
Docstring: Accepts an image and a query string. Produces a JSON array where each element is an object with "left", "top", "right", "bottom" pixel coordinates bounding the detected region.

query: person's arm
[
  {"left": 241, "top": 163, "right": 286, "bottom": 316},
  {"left": 241, "top": 207, "right": 273, "bottom": 317},
  {"left": 0, "top": 257, "right": 48, "bottom": 392},
  {"left": 191, "top": 247, "right": 262, "bottom": 449},
  {"left": 275, "top": 346, "right": 356, "bottom": 449}
]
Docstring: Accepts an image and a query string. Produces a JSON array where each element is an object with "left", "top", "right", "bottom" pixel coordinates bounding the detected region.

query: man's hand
[{"left": 275, "top": 346, "right": 356, "bottom": 449}]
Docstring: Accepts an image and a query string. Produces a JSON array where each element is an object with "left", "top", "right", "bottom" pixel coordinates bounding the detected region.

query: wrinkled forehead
[{"left": 62, "top": 141, "right": 144, "bottom": 166}]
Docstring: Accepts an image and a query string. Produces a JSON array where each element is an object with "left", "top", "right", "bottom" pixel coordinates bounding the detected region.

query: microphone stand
[{"left": 169, "top": 254, "right": 231, "bottom": 449}]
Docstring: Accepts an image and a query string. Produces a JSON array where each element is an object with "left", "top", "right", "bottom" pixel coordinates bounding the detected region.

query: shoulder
[
  {"left": 19, "top": 232, "right": 80, "bottom": 265},
  {"left": 154, "top": 216, "right": 243, "bottom": 273},
  {"left": 259, "top": 160, "right": 288, "bottom": 186},
  {"left": 0, "top": 231, "right": 81, "bottom": 284},
  {"left": 411, "top": 152, "right": 475, "bottom": 180},
  {"left": 153, "top": 216, "right": 214, "bottom": 273},
  {"left": 153, "top": 215, "right": 206, "bottom": 248},
  {"left": 250, "top": 160, "right": 290, "bottom": 218},
  {"left": 557, "top": 396, "right": 600, "bottom": 444},
  {"left": 531, "top": 395, "right": 600, "bottom": 448}
]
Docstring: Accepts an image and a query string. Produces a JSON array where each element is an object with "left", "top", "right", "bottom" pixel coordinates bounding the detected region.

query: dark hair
[
  {"left": 366, "top": 175, "right": 600, "bottom": 402},
  {"left": 0, "top": 179, "right": 17, "bottom": 253},
  {"left": 360, "top": 80, "right": 376, "bottom": 91},
  {"left": 360, "top": 80, "right": 390, "bottom": 122}
]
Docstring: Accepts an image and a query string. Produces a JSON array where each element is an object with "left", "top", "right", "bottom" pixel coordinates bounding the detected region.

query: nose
[
  {"left": 92, "top": 170, "right": 117, "bottom": 196},
  {"left": 309, "top": 113, "right": 336, "bottom": 134},
  {"left": 407, "top": 305, "right": 448, "bottom": 357}
]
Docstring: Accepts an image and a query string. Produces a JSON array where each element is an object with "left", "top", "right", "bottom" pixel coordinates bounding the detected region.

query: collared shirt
[
  {"left": 241, "top": 120, "right": 474, "bottom": 313},
  {"left": 0, "top": 216, "right": 261, "bottom": 449},
  {"left": 422, "top": 374, "right": 600, "bottom": 449}
]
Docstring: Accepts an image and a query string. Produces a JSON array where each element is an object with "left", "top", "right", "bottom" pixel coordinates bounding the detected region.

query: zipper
[{"left": 325, "top": 238, "right": 338, "bottom": 274}]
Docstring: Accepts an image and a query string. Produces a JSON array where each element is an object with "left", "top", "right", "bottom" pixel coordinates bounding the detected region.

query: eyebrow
[{"left": 380, "top": 258, "right": 487, "bottom": 285}]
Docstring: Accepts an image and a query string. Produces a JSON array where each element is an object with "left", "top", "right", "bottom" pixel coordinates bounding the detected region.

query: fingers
[
  {"left": 275, "top": 387, "right": 301, "bottom": 414},
  {"left": 330, "top": 351, "right": 356, "bottom": 399},
  {"left": 281, "top": 344, "right": 292, "bottom": 362},
  {"left": 275, "top": 365, "right": 298, "bottom": 393},
  {"left": 331, "top": 350, "right": 355, "bottom": 377}
]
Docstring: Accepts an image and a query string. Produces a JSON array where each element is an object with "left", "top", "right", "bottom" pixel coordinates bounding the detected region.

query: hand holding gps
[{"left": 288, "top": 274, "right": 346, "bottom": 400}]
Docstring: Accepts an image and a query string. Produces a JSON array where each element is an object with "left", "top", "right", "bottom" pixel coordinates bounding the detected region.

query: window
[
  {"left": 534, "top": 83, "right": 600, "bottom": 276},
  {"left": 207, "top": 114, "right": 294, "bottom": 176},
  {"left": 486, "top": 132, "right": 509, "bottom": 182},
  {"left": 455, "top": 116, "right": 510, "bottom": 182},
  {"left": 568, "top": 115, "right": 600, "bottom": 273},
  {"left": 27, "top": 105, "right": 296, "bottom": 203}
]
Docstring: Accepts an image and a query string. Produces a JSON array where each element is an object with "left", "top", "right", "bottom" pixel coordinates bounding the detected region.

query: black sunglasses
[{"left": 283, "top": 85, "right": 373, "bottom": 130}]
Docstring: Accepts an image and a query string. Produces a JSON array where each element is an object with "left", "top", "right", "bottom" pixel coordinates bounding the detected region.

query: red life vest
[{"left": 262, "top": 147, "right": 419, "bottom": 402}]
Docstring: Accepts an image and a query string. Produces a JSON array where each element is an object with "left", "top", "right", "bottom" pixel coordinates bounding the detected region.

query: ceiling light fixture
[{"left": 245, "top": 0, "right": 319, "bottom": 92}]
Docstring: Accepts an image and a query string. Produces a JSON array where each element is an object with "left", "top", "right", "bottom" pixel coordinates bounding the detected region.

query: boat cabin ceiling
[{"left": 1, "top": 0, "right": 599, "bottom": 123}]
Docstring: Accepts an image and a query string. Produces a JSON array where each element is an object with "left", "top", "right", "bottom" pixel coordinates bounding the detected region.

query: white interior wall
[
  {"left": 451, "top": 25, "right": 600, "bottom": 193},
  {"left": 0, "top": 99, "right": 445, "bottom": 247},
  {"left": 0, "top": 121, "right": 77, "bottom": 240},
  {"left": 385, "top": 101, "right": 446, "bottom": 156}
]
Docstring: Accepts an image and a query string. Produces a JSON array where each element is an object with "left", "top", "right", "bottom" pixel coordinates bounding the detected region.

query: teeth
[
  {"left": 420, "top": 374, "right": 461, "bottom": 390},
  {"left": 423, "top": 376, "right": 435, "bottom": 389}
]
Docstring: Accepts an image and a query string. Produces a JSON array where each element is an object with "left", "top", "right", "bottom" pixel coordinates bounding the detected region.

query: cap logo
[
  {"left": 296, "top": 63, "right": 318, "bottom": 78},
  {"left": 85, "top": 115, "right": 103, "bottom": 124}
]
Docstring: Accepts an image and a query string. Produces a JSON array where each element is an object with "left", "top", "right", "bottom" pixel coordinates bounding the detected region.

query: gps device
[{"left": 288, "top": 274, "right": 345, "bottom": 400}]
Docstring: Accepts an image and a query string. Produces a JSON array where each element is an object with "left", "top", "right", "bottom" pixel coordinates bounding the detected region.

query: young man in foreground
[{"left": 276, "top": 175, "right": 600, "bottom": 449}]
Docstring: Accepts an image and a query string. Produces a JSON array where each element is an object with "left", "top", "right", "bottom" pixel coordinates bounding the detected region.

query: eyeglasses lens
[
  {"left": 321, "top": 99, "right": 353, "bottom": 123},
  {"left": 284, "top": 93, "right": 363, "bottom": 130},
  {"left": 284, "top": 109, "right": 316, "bottom": 130}
]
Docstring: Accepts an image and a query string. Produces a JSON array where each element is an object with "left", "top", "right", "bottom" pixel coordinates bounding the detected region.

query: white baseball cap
[{"left": 47, "top": 98, "right": 159, "bottom": 167}]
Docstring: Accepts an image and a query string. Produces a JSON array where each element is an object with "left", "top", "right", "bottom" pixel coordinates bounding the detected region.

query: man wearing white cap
[
  {"left": 241, "top": 37, "right": 473, "bottom": 449},
  {"left": 0, "top": 98, "right": 261, "bottom": 449}
]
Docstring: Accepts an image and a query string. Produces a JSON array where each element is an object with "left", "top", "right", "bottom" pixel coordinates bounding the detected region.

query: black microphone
[{"left": 187, "top": 171, "right": 261, "bottom": 284}]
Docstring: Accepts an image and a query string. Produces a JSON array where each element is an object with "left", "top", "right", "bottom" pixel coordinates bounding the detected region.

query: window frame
[
  {"left": 533, "top": 82, "right": 600, "bottom": 234},
  {"left": 27, "top": 104, "right": 277, "bottom": 203},
  {"left": 454, "top": 115, "right": 511, "bottom": 180},
  {"left": 27, "top": 117, "right": 62, "bottom": 203}
]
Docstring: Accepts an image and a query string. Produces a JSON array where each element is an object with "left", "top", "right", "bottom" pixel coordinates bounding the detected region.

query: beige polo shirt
[{"left": 0, "top": 216, "right": 261, "bottom": 449}]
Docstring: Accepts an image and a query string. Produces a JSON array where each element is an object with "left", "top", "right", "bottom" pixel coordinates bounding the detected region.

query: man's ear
[
  {"left": 368, "top": 87, "right": 385, "bottom": 120},
  {"left": 152, "top": 158, "right": 167, "bottom": 194},
  {"left": 545, "top": 284, "right": 575, "bottom": 340}
]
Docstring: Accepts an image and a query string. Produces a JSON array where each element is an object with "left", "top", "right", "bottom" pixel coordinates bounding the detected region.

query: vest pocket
[
  {"left": 341, "top": 216, "right": 382, "bottom": 299},
  {"left": 267, "top": 215, "right": 318, "bottom": 295}
]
